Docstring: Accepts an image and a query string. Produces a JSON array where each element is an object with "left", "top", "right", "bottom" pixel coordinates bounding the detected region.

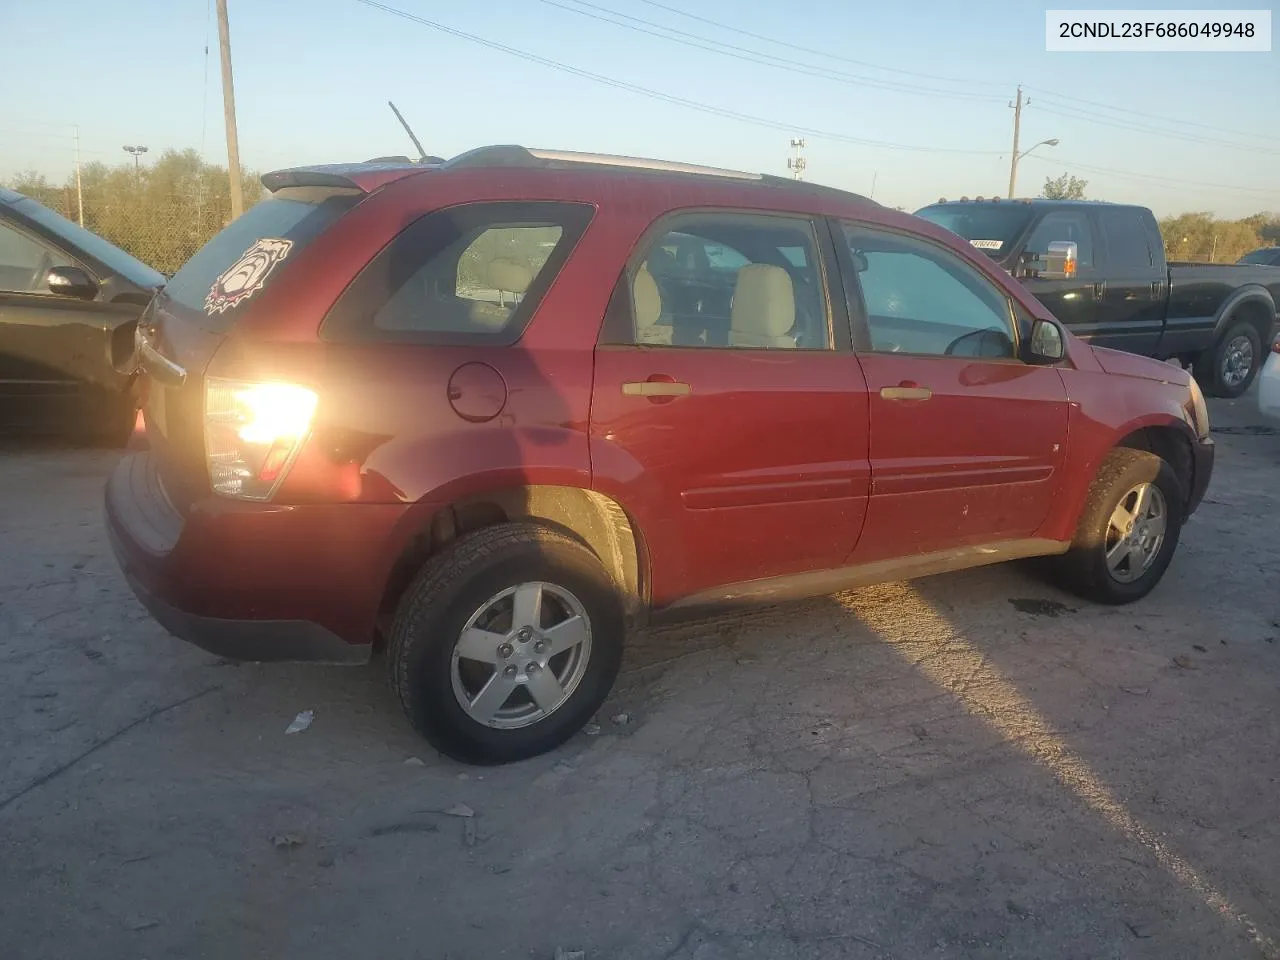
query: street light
[
  {"left": 122, "top": 145, "right": 149, "bottom": 173},
  {"left": 1007, "top": 137, "right": 1059, "bottom": 198}
]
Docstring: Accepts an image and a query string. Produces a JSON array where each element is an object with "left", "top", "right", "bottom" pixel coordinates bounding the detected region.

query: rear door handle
[
  {"left": 622, "top": 380, "right": 691, "bottom": 397},
  {"left": 1092, "top": 281, "right": 1106, "bottom": 298},
  {"left": 880, "top": 385, "right": 932, "bottom": 401}
]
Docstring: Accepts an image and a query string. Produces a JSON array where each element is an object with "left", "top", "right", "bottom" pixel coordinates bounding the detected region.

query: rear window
[
  {"left": 913, "top": 204, "right": 1035, "bottom": 259},
  {"left": 1239, "top": 248, "right": 1280, "bottom": 266},
  {"left": 162, "top": 186, "right": 361, "bottom": 328},
  {"left": 322, "top": 201, "right": 594, "bottom": 344}
]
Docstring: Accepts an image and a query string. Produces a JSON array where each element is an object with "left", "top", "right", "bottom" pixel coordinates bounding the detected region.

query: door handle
[
  {"left": 1150, "top": 280, "right": 1163, "bottom": 299},
  {"left": 880, "top": 384, "right": 932, "bottom": 401},
  {"left": 622, "top": 380, "right": 691, "bottom": 397},
  {"left": 1092, "top": 280, "right": 1106, "bottom": 298}
]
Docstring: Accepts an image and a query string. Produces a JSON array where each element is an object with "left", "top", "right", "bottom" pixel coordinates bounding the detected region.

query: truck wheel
[
  {"left": 388, "top": 523, "right": 625, "bottom": 765},
  {"left": 1194, "top": 321, "right": 1261, "bottom": 398},
  {"left": 1053, "top": 449, "right": 1184, "bottom": 605}
]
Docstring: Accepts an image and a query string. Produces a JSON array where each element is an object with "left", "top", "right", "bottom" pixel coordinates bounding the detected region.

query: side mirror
[
  {"left": 1037, "top": 240, "right": 1078, "bottom": 280},
  {"left": 849, "top": 251, "right": 869, "bottom": 273},
  {"left": 1024, "top": 318, "right": 1065, "bottom": 364},
  {"left": 46, "top": 265, "right": 99, "bottom": 301}
]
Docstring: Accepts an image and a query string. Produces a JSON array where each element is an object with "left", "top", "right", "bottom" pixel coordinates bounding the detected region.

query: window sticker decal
[{"left": 204, "top": 238, "right": 294, "bottom": 315}]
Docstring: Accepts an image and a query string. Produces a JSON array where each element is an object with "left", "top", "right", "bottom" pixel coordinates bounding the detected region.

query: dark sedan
[{"left": 0, "top": 188, "right": 163, "bottom": 443}]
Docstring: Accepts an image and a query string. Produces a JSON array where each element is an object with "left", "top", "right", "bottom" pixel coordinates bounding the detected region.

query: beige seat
[
  {"left": 469, "top": 258, "right": 534, "bottom": 331},
  {"left": 728, "top": 264, "right": 796, "bottom": 349},
  {"left": 633, "top": 265, "right": 671, "bottom": 345}
]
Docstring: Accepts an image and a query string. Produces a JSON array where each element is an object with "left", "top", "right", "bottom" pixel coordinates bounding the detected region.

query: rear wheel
[
  {"left": 1194, "top": 320, "right": 1261, "bottom": 398},
  {"left": 1053, "top": 448, "right": 1184, "bottom": 604},
  {"left": 388, "top": 523, "right": 625, "bottom": 765}
]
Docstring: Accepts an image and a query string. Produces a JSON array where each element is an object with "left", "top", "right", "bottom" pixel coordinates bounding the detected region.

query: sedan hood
[{"left": 1090, "top": 345, "right": 1190, "bottom": 386}]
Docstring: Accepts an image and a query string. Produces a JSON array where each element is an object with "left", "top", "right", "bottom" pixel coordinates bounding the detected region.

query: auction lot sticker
[{"left": 1046, "top": 9, "right": 1271, "bottom": 51}]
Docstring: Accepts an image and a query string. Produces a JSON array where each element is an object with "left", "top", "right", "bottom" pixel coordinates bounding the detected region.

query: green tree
[
  {"left": 1041, "top": 173, "right": 1088, "bottom": 200},
  {"left": 1158, "top": 212, "right": 1263, "bottom": 263},
  {"left": 5, "top": 149, "right": 261, "bottom": 274}
]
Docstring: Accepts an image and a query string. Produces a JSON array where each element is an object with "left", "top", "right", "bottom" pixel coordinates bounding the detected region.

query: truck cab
[{"left": 916, "top": 198, "right": 1280, "bottom": 398}]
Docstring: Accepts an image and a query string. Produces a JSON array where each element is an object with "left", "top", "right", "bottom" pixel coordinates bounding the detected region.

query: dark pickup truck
[{"left": 914, "top": 198, "right": 1280, "bottom": 397}]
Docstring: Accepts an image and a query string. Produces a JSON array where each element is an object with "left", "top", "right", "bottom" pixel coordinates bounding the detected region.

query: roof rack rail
[
  {"left": 441, "top": 144, "right": 878, "bottom": 205},
  {"left": 444, "top": 144, "right": 762, "bottom": 181}
]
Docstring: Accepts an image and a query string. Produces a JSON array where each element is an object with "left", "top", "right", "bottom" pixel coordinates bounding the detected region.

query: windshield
[
  {"left": 1239, "top": 248, "right": 1280, "bottom": 266},
  {"left": 162, "top": 187, "right": 361, "bottom": 329},
  {"left": 13, "top": 196, "right": 166, "bottom": 290},
  {"left": 914, "top": 204, "right": 1036, "bottom": 259}
]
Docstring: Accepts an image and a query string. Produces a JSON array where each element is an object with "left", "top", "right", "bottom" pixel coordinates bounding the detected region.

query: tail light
[{"left": 204, "top": 379, "right": 318, "bottom": 500}]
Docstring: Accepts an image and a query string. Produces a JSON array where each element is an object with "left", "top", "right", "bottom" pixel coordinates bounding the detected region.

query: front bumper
[
  {"left": 1186, "top": 434, "right": 1215, "bottom": 517},
  {"left": 105, "top": 451, "right": 408, "bottom": 663}
]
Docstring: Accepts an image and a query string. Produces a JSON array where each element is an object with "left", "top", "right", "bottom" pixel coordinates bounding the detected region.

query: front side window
[
  {"left": 622, "top": 212, "right": 830, "bottom": 349},
  {"left": 0, "top": 221, "right": 72, "bottom": 293},
  {"left": 1024, "top": 210, "right": 1095, "bottom": 269},
  {"left": 843, "top": 224, "right": 1017, "bottom": 359},
  {"left": 323, "top": 201, "right": 593, "bottom": 343}
]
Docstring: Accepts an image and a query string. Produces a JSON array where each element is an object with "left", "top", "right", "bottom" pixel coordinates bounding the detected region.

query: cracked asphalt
[{"left": 2, "top": 394, "right": 1278, "bottom": 960}]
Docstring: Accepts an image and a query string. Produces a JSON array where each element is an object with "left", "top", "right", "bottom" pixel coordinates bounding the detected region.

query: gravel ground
[{"left": 1, "top": 395, "right": 1277, "bottom": 960}]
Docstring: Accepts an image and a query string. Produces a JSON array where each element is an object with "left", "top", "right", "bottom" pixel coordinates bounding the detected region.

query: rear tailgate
[{"left": 137, "top": 184, "right": 367, "bottom": 510}]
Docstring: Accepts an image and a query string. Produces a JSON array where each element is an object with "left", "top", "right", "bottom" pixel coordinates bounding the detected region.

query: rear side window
[
  {"left": 322, "top": 201, "right": 593, "bottom": 344},
  {"left": 163, "top": 186, "right": 361, "bottom": 327},
  {"left": 1099, "top": 208, "right": 1155, "bottom": 269}
]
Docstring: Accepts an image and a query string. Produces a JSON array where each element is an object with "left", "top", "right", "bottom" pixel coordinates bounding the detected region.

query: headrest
[
  {"left": 487, "top": 258, "right": 534, "bottom": 294},
  {"left": 731, "top": 264, "right": 795, "bottom": 337},
  {"left": 633, "top": 265, "right": 661, "bottom": 329}
]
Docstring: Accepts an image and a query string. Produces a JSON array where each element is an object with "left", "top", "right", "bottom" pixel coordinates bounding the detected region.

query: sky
[{"left": 1, "top": 0, "right": 1277, "bottom": 218}]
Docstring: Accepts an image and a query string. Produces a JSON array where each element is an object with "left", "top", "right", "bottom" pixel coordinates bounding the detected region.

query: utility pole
[
  {"left": 216, "top": 0, "right": 245, "bottom": 220},
  {"left": 73, "top": 125, "right": 84, "bottom": 226},
  {"left": 1007, "top": 85, "right": 1024, "bottom": 199},
  {"left": 788, "top": 137, "right": 807, "bottom": 181}
]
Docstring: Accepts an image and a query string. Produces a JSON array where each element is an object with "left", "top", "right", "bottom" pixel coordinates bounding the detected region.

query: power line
[
  {"left": 1026, "top": 86, "right": 1280, "bottom": 145},
  {"left": 621, "top": 1, "right": 1280, "bottom": 153},
  {"left": 1019, "top": 153, "right": 1277, "bottom": 196},
  {"left": 351, "top": 0, "right": 1002, "bottom": 155},
  {"left": 633, "top": 0, "right": 1007, "bottom": 87},
  {"left": 539, "top": 0, "right": 1005, "bottom": 103},
  {"left": 1032, "top": 101, "right": 1279, "bottom": 155}
]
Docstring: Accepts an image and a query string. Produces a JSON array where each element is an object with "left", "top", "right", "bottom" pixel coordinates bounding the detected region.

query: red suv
[{"left": 106, "top": 146, "right": 1214, "bottom": 764}]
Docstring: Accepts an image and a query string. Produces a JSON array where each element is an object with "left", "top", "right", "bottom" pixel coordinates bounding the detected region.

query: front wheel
[
  {"left": 388, "top": 523, "right": 625, "bottom": 765},
  {"left": 1194, "top": 321, "right": 1261, "bottom": 399},
  {"left": 1053, "top": 449, "right": 1184, "bottom": 605}
]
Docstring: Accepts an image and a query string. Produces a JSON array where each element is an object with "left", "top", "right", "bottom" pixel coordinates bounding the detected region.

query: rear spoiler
[{"left": 260, "top": 160, "right": 441, "bottom": 195}]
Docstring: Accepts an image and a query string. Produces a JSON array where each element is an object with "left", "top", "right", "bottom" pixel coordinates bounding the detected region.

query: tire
[
  {"left": 1194, "top": 320, "right": 1262, "bottom": 399},
  {"left": 1053, "top": 448, "right": 1184, "bottom": 605},
  {"left": 388, "top": 522, "right": 625, "bottom": 765}
]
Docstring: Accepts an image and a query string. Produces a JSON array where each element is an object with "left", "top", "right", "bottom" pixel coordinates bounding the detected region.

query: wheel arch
[
  {"left": 375, "top": 485, "right": 649, "bottom": 645},
  {"left": 1211, "top": 286, "right": 1276, "bottom": 346},
  {"left": 1045, "top": 413, "right": 1198, "bottom": 543}
]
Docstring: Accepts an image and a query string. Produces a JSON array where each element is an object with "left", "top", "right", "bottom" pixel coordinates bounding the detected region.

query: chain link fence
[{"left": 37, "top": 189, "right": 239, "bottom": 276}]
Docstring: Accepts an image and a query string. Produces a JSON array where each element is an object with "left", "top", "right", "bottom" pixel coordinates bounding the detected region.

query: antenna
[{"left": 388, "top": 100, "right": 427, "bottom": 161}]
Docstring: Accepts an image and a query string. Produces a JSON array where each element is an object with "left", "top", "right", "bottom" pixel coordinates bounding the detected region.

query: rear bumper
[
  {"left": 105, "top": 451, "right": 409, "bottom": 663},
  {"left": 1187, "top": 434, "right": 1215, "bottom": 517}
]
